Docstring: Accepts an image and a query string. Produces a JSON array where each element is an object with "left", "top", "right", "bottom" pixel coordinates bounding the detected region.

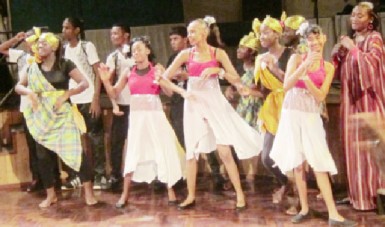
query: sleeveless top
[
  {"left": 128, "top": 64, "right": 160, "bottom": 95},
  {"left": 187, "top": 47, "right": 220, "bottom": 77},
  {"left": 295, "top": 56, "right": 326, "bottom": 89}
]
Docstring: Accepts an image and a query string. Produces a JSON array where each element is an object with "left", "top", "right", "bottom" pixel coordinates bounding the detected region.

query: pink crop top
[
  {"left": 128, "top": 64, "right": 160, "bottom": 95},
  {"left": 295, "top": 57, "right": 326, "bottom": 89},
  {"left": 187, "top": 47, "right": 220, "bottom": 77}
]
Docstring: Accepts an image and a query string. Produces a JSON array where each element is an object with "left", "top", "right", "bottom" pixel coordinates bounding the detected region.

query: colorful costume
[{"left": 336, "top": 31, "right": 385, "bottom": 210}]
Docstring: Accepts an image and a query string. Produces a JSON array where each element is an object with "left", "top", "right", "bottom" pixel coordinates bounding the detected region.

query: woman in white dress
[
  {"left": 269, "top": 24, "right": 356, "bottom": 226},
  {"left": 98, "top": 36, "right": 184, "bottom": 208},
  {"left": 160, "top": 18, "right": 262, "bottom": 211}
]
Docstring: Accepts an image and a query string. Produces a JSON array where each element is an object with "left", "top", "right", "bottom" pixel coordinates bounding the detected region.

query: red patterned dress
[{"left": 337, "top": 31, "right": 385, "bottom": 210}]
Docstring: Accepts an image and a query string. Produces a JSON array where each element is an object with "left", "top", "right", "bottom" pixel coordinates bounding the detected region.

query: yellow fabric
[
  {"left": 284, "top": 15, "right": 306, "bottom": 30},
  {"left": 262, "top": 16, "right": 283, "bottom": 34},
  {"left": 25, "top": 27, "right": 41, "bottom": 44},
  {"left": 252, "top": 18, "right": 261, "bottom": 34},
  {"left": 71, "top": 104, "right": 87, "bottom": 134},
  {"left": 239, "top": 32, "right": 260, "bottom": 51},
  {"left": 25, "top": 27, "right": 42, "bottom": 64},
  {"left": 254, "top": 55, "right": 284, "bottom": 135},
  {"left": 40, "top": 33, "right": 59, "bottom": 50}
]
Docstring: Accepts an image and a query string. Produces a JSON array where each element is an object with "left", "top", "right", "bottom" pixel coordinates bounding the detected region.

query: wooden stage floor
[{"left": 0, "top": 177, "right": 384, "bottom": 226}]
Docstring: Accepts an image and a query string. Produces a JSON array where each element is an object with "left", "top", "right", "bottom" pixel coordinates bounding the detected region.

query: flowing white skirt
[
  {"left": 184, "top": 77, "right": 262, "bottom": 160},
  {"left": 270, "top": 88, "right": 338, "bottom": 175},
  {"left": 123, "top": 95, "right": 185, "bottom": 187}
]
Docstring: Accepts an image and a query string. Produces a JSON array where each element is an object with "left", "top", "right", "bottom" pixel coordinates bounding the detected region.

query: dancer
[
  {"left": 253, "top": 16, "right": 292, "bottom": 204},
  {"left": 332, "top": 1, "right": 385, "bottom": 210},
  {"left": 0, "top": 27, "right": 58, "bottom": 192},
  {"left": 98, "top": 36, "right": 184, "bottom": 208},
  {"left": 15, "top": 33, "right": 97, "bottom": 208},
  {"left": 161, "top": 18, "right": 262, "bottom": 210},
  {"left": 225, "top": 32, "right": 262, "bottom": 130},
  {"left": 270, "top": 24, "right": 356, "bottom": 226}
]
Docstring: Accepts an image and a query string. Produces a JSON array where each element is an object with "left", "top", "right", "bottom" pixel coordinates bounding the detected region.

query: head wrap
[
  {"left": 284, "top": 15, "right": 306, "bottom": 30},
  {"left": 25, "top": 27, "right": 41, "bottom": 45},
  {"left": 40, "top": 32, "right": 60, "bottom": 50},
  {"left": 262, "top": 15, "right": 283, "bottom": 34},
  {"left": 239, "top": 32, "right": 260, "bottom": 51},
  {"left": 252, "top": 18, "right": 261, "bottom": 34}
]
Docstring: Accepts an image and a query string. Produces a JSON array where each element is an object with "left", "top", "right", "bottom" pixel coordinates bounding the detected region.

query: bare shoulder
[{"left": 175, "top": 49, "right": 190, "bottom": 61}]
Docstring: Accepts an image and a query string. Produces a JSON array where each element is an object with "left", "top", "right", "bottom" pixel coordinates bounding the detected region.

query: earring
[{"left": 368, "top": 23, "right": 374, "bottom": 30}]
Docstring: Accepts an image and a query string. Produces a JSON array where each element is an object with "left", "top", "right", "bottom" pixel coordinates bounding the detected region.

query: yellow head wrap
[
  {"left": 25, "top": 27, "right": 41, "bottom": 45},
  {"left": 40, "top": 32, "right": 60, "bottom": 50},
  {"left": 284, "top": 15, "right": 306, "bottom": 30},
  {"left": 252, "top": 18, "right": 261, "bottom": 34},
  {"left": 262, "top": 15, "right": 283, "bottom": 34},
  {"left": 239, "top": 32, "right": 260, "bottom": 51}
]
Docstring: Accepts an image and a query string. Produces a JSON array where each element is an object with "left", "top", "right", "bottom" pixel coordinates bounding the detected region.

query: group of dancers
[{"left": 3, "top": 1, "right": 385, "bottom": 226}]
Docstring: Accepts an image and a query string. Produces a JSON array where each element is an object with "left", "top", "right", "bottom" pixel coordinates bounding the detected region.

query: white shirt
[
  {"left": 106, "top": 49, "right": 135, "bottom": 105},
  {"left": 64, "top": 41, "right": 100, "bottom": 104},
  {"left": 8, "top": 49, "right": 30, "bottom": 112}
]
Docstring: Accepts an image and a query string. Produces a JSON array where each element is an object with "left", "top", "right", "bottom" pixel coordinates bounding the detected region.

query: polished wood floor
[{"left": 0, "top": 177, "right": 384, "bottom": 227}]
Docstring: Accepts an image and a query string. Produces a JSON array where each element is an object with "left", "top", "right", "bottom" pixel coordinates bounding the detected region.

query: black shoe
[
  {"left": 336, "top": 197, "right": 350, "bottom": 205},
  {"left": 291, "top": 212, "right": 311, "bottom": 223},
  {"left": 26, "top": 180, "right": 43, "bottom": 192},
  {"left": 108, "top": 176, "right": 122, "bottom": 189},
  {"left": 329, "top": 218, "right": 357, "bottom": 227},
  {"left": 177, "top": 200, "right": 196, "bottom": 210},
  {"left": 61, "top": 175, "right": 82, "bottom": 190}
]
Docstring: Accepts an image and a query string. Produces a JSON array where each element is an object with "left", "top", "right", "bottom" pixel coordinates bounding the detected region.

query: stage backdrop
[{"left": 10, "top": 0, "right": 184, "bottom": 32}]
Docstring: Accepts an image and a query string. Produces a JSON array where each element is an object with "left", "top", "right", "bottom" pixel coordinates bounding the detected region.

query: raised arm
[
  {"left": 0, "top": 32, "right": 26, "bottom": 56},
  {"left": 283, "top": 52, "right": 321, "bottom": 92},
  {"left": 303, "top": 61, "right": 335, "bottom": 103},
  {"left": 97, "top": 63, "right": 128, "bottom": 99}
]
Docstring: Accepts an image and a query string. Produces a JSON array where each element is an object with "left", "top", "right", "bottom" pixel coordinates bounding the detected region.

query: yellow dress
[{"left": 254, "top": 55, "right": 284, "bottom": 135}]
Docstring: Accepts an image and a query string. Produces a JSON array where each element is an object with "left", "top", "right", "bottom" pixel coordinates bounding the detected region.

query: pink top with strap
[
  {"left": 128, "top": 64, "right": 160, "bottom": 95},
  {"left": 295, "top": 56, "right": 326, "bottom": 89},
  {"left": 187, "top": 47, "right": 220, "bottom": 77}
]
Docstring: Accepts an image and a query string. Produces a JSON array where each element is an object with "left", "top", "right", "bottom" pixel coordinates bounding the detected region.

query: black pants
[
  {"left": 110, "top": 105, "right": 130, "bottom": 179},
  {"left": 261, "top": 132, "right": 288, "bottom": 186},
  {"left": 36, "top": 142, "right": 93, "bottom": 189},
  {"left": 63, "top": 103, "right": 105, "bottom": 179},
  {"left": 170, "top": 101, "right": 185, "bottom": 149},
  {"left": 22, "top": 117, "right": 40, "bottom": 181}
]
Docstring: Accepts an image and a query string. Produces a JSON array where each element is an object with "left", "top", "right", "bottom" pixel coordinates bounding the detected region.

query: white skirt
[
  {"left": 123, "top": 95, "right": 185, "bottom": 187},
  {"left": 184, "top": 77, "right": 262, "bottom": 160},
  {"left": 270, "top": 88, "right": 338, "bottom": 175}
]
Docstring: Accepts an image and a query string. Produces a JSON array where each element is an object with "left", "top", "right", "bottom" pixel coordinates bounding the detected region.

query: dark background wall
[{"left": 10, "top": 0, "right": 184, "bottom": 32}]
